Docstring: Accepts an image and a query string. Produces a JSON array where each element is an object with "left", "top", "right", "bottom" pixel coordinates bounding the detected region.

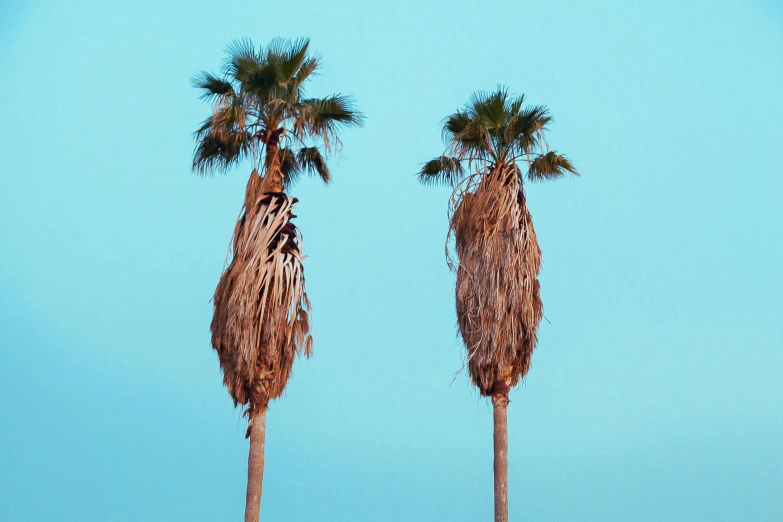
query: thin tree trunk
[
  {"left": 260, "top": 145, "right": 283, "bottom": 194},
  {"left": 244, "top": 407, "right": 267, "bottom": 522},
  {"left": 492, "top": 393, "right": 509, "bottom": 522},
  {"left": 258, "top": 129, "right": 284, "bottom": 195}
]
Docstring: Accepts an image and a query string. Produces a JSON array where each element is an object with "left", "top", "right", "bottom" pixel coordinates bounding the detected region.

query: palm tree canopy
[
  {"left": 418, "top": 86, "right": 577, "bottom": 186},
  {"left": 192, "top": 37, "right": 364, "bottom": 186}
]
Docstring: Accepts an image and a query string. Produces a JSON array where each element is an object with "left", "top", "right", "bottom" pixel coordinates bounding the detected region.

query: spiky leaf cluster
[
  {"left": 418, "top": 86, "right": 576, "bottom": 187},
  {"left": 192, "top": 38, "right": 364, "bottom": 186}
]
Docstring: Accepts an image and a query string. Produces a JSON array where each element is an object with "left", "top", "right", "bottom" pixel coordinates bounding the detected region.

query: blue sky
[{"left": 1, "top": 0, "right": 782, "bottom": 520}]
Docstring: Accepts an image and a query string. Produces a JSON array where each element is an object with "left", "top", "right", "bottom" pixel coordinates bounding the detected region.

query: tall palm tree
[
  {"left": 418, "top": 87, "right": 577, "bottom": 522},
  {"left": 192, "top": 37, "right": 363, "bottom": 522}
]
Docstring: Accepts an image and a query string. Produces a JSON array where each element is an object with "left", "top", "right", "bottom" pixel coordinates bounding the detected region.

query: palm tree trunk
[
  {"left": 492, "top": 393, "right": 509, "bottom": 522},
  {"left": 258, "top": 128, "right": 284, "bottom": 195},
  {"left": 260, "top": 146, "right": 283, "bottom": 194},
  {"left": 244, "top": 407, "right": 267, "bottom": 522},
  {"left": 244, "top": 169, "right": 263, "bottom": 209}
]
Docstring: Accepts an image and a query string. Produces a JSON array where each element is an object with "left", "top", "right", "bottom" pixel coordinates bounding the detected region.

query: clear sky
[{"left": 1, "top": 0, "right": 782, "bottom": 520}]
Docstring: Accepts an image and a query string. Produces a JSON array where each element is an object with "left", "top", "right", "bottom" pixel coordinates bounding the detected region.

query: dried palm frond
[
  {"left": 448, "top": 165, "right": 542, "bottom": 397},
  {"left": 211, "top": 186, "right": 312, "bottom": 418}
]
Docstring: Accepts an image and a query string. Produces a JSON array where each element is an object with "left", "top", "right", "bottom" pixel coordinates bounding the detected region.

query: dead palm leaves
[
  {"left": 211, "top": 188, "right": 312, "bottom": 421},
  {"left": 449, "top": 165, "right": 543, "bottom": 397}
]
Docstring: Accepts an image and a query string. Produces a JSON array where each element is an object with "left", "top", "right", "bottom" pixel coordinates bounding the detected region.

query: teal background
[{"left": 1, "top": 0, "right": 782, "bottom": 520}]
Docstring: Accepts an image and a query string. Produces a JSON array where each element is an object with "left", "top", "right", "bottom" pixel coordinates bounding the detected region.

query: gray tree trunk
[
  {"left": 492, "top": 394, "right": 509, "bottom": 522},
  {"left": 244, "top": 407, "right": 267, "bottom": 522}
]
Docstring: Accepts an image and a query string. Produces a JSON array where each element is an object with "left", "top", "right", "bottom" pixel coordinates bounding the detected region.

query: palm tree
[
  {"left": 192, "top": 37, "right": 363, "bottom": 522},
  {"left": 418, "top": 87, "right": 577, "bottom": 522}
]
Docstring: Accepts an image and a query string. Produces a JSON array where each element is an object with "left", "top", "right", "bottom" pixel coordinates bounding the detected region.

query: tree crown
[
  {"left": 192, "top": 38, "right": 363, "bottom": 186},
  {"left": 418, "top": 86, "right": 577, "bottom": 186}
]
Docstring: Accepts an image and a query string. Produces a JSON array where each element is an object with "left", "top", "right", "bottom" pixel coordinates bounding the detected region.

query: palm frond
[
  {"left": 418, "top": 156, "right": 464, "bottom": 186},
  {"left": 265, "top": 37, "right": 290, "bottom": 63},
  {"left": 192, "top": 127, "right": 251, "bottom": 175},
  {"left": 449, "top": 115, "right": 492, "bottom": 160},
  {"left": 192, "top": 84, "right": 252, "bottom": 175},
  {"left": 241, "top": 62, "right": 279, "bottom": 100},
  {"left": 278, "top": 38, "right": 311, "bottom": 84},
  {"left": 300, "top": 95, "right": 364, "bottom": 150},
  {"left": 192, "top": 71, "right": 235, "bottom": 101},
  {"left": 222, "top": 38, "right": 263, "bottom": 82},
  {"left": 211, "top": 95, "right": 248, "bottom": 136},
  {"left": 443, "top": 110, "right": 471, "bottom": 139},
  {"left": 291, "top": 57, "right": 319, "bottom": 92},
  {"left": 296, "top": 147, "right": 330, "bottom": 184},
  {"left": 527, "top": 151, "right": 578, "bottom": 182},
  {"left": 240, "top": 40, "right": 313, "bottom": 110},
  {"left": 270, "top": 147, "right": 301, "bottom": 187},
  {"left": 509, "top": 94, "right": 526, "bottom": 116},
  {"left": 304, "top": 95, "right": 364, "bottom": 127},
  {"left": 469, "top": 86, "right": 512, "bottom": 129},
  {"left": 509, "top": 105, "right": 551, "bottom": 151},
  {"left": 192, "top": 96, "right": 251, "bottom": 175}
]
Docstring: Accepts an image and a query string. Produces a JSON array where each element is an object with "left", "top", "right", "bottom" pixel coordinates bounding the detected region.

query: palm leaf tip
[
  {"left": 278, "top": 37, "right": 311, "bottom": 82},
  {"left": 527, "top": 151, "right": 578, "bottom": 182},
  {"left": 222, "top": 38, "right": 263, "bottom": 80},
  {"left": 192, "top": 130, "right": 250, "bottom": 176},
  {"left": 418, "top": 156, "right": 464, "bottom": 186},
  {"left": 192, "top": 71, "right": 234, "bottom": 101},
  {"left": 276, "top": 147, "right": 302, "bottom": 185},
  {"left": 443, "top": 111, "right": 471, "bottom": 138},
  {"left": 309, "top": 94, "right": 365, "bottom": 127},
  {"left": 296, "top": 147, "right": 330, "bottom": 184}
]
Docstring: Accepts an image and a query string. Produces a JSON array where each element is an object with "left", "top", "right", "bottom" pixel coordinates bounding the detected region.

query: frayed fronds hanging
[
  {"left": 448, "top": 165, "right": 543, "bottom": 397},
  {"left": 211, "top": 190, "right": 312, "bottom": 412}
]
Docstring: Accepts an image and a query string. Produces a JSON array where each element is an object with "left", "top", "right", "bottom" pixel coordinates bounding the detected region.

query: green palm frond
[
  {"left": 192, "top": 94, "right": 250, "bottom": 175},
  {"left": 509, "top": 105, "right": 551, "bottom": 151},
  {"left": 291, "top": 57, "right": 319, "bottom": 91},
  {"left": 509, "top": 94, "right": 526, "bottom": 116},
  {"left": 296, "top": 147, "right": 330, "bottom": 184},
  {"left": 265, "top": 37, "right": 291, "bottom": 63},
  {"left": 452, "top": 115, "right": 493, "bottom": 161},
  {"left": 276, "top": 147, "right": 302, "bottom": 185},
  {"left": 242, "top": 63, "right": 279, "bottom": 98},
  {"left": 469, "top": 87, "right": 512, "bottom": 130},
  {"left": 443, "top": 111, "right": 471, "bottom": 139},
  {"left": 192, "top": 127, "right": 251, "bottom": 175},
  {"left": 221, "top": 40, "right": 255, "bottom": 80},
  {"left": 527, "top": 151, "right": 578, "bottom": 182},
  {"left": 418, "top": 156, "right": 464, "bottom": 186},
  {"left": 301, "top": 95, "right": 364, "bottom": 149},
  {"left": 192, "top": 71, "right": 235, "bottom": 101},
  {"left": 222, "top": 38, "right": 262, "bottom": 81},
  {"left": 304, "top": 95, "right": 364, "bottom": 127},
  {"left": 277, "top": 38, "right": 311, "bottom": 84},
  {"left": 212, "top": 96, "right": 247, "bottom": 134}
]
